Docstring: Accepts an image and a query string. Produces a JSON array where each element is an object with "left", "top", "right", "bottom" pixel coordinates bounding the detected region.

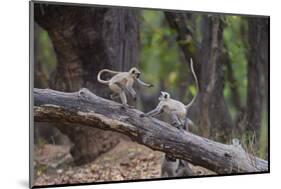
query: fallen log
[{"left": 33, "top": 88, "right": 268, "bottom": 174}]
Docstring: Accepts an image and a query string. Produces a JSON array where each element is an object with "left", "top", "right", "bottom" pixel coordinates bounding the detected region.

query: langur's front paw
[
  {"left": 178, "top": 127, "right": 185, "bottom": 132},
  {"left": 133, "top": 96, "right": 137, "bottom": 101},
  {"left": 171, "top": 122, "right": 178, "bottom": 127},
  {"left": 172, "top": 123, "right": 182, "bottom": 130},
  {"left": 140, "top": 113, "right": 145, "bottom": 118},
  {"left": 110, "top": 94, "right": 115, "bottom": 100},
  {"left": 176, "top": 126, "right": 181, "bottom": 130},
  {"left": 149, "top": 84, "right": 154, "bottom": 87}
]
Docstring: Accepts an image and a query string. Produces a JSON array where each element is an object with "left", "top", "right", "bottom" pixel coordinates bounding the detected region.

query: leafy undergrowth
[{"left": 34, "top": 140, "right": 215, "bottom": 187}]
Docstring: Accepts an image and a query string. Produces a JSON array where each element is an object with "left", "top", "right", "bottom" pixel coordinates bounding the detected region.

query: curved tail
[
  {"left": 97, "top": 69, "right": 120, "bottom": 85},
  {"left": 185, "top": 58, "right": 199, "bottom": 110}
]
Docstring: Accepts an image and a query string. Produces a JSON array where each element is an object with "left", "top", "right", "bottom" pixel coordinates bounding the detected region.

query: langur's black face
[
  {"left": 159, "top": 91, "right": 170, "bottom": 101},
  {"left": 130, "top": 68, "right": 141, "bottom": 79}
]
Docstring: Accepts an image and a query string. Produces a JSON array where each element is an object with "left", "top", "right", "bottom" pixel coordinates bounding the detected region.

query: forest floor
[{"left": 34, "top": 140, "right": 215, "bottom": 186}]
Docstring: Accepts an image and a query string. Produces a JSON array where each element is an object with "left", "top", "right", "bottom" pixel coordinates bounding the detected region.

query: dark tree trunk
[
  {"left": 245, "top": 17, "right": 269, "bottom": 149},
  {"left": 34, "top": 3, "right": 139, "bottom": 165},
  {"left": 165, "top": 12, "right": 195, "bottom": 62},
  {"left": 165, "top": 12, "right": 199, "bottom": 100},
  {"left": 197, "top": 16, "right": 234, "bottom": 142},
  {"left": 34, "top": 23, "right": 65, "bottom": 145},
  {"left": 165, "top": 13, "right": 234, "bottom": 142}
]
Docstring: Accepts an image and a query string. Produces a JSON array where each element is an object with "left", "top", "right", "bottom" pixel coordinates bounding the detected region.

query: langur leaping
[{"left": 97, "top": 67, "right": 153, "bottom": 107}]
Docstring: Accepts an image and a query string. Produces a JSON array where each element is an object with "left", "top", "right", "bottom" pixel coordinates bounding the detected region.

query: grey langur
[
  {"left": 161, "top": 154, "right": 193, "bottom": 177},
  {"left": 141, "top": 58, "right": 199, "bottom": 129},
  {"left": 97, "top": 67, "right": 153, "bottom": 107},
  {"left": 160, "top": 115, "right": 194, "bottom": 177}
]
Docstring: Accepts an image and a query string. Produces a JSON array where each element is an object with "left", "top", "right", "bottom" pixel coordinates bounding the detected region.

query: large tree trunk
[
  {"left": 245, "top": 17, "right": 269, "bottom": 149},
  {"left": 33, "top": 88, "right": 268, "bottom": 174},
  {"left": 164, "top": 12, "right": 195, "bottom": 62},
  {"left": 196, "top": 16, "right": 234, "bottom": 142},
  {"left": 165, "top": 13, "right": 234, "bottom": 142},
  {"left": 34, "top": 3, "right": 139, "bottom": 164},
  {"left": 164, "top": 12, "right": 198, "bottom": 100}
]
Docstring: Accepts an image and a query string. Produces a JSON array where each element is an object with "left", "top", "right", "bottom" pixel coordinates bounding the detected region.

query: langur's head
[
  {"left": 159, "top": 91, "right": 170, "bottom": 101},
  {"left": 129, "top": 67, "right": 141, "bottom": 79}
]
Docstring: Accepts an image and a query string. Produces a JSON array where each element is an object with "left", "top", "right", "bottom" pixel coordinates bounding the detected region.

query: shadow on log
[{"left": 33, "top": 88, "right": 268, "bottom": 174}]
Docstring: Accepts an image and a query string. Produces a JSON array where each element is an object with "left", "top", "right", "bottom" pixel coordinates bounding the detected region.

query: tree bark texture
[
  {"left": 33, "top": 88, "right": 268, "bottom": 174},
  {"left": 245, "top": 17, "right": 269, "bottom": 147},
  {"left": 34, "top": 3, "right": 139, "bottom": 164},
  {"left": 244, "top": 17, "right": 269, "bottom": 151}
]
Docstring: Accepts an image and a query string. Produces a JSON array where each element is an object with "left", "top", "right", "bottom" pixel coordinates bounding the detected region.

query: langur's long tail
[
  {"left": 97, "top": 69, "right": 120, "bottom": 85},
  {"left": 185, "top": 58, "right": 199, "bottom": 110}
]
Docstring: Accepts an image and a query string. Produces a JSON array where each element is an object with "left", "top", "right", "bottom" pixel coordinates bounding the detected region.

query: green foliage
[
  {"left": 140, "top": 10, "right": 181, "bottom": 93},
  {"left": 188, "top": 85, "right": 196, "bottom": 96},
  {"left": 36, "top": 27, "right": 57, "bottom": 78},
  {"left": 223, "top": 16, "right": 248, "bottom": 107}
]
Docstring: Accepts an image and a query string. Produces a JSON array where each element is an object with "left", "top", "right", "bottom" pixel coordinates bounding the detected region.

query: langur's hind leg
[
  {"left": 110, "top": 84, "right": 132, "bottom": 109},
  {"left": 120, "top": 95, "right": 134, "bottom": 109},
  {"left": 183, "top": 117, "right": 194, "bottom": 131},
  {"left": 176, "top": 160, "right": 193, "bottom": 176},
  {"left": 171, "top": 112, "right": 182, "bottom": 129},
  {"left": 183, "top": 117, "right": 189, "bottom": 131},
  {"left": 119, "top": 91, "right": 128, "bottom": 106},
  {"left": 109, "top": 83, "right": 128, "bottom": 107}
]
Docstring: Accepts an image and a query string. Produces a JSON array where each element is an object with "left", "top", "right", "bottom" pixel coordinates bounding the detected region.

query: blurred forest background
[{"left": 33, "top": 3, "right": 269, "bottom": 186}]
